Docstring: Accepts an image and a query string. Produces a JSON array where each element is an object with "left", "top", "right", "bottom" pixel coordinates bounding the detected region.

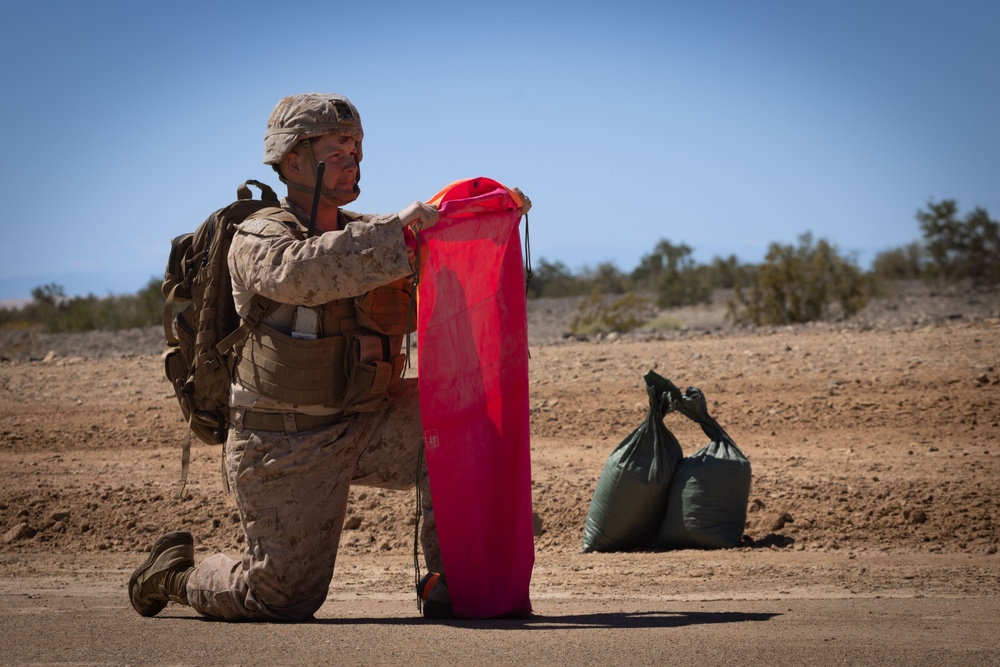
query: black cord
[
  {"left": 523, "top": 212, "right": 533, "bottom": 296},
  {"left": 413, "top": 445, "right": 424, "bottom": 612},
  {"left": 306, "top": 161, "right": 325, "bottom": 238}
]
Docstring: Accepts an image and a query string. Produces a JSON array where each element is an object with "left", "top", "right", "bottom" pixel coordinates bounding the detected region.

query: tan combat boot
[{"left": 128, "top": 531, "right": 195, "bottom": 617}]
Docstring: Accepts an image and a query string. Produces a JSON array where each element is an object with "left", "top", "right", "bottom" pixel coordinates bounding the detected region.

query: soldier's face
[{"left": 309, "top": 134, "right": 359, "bottom": 191}]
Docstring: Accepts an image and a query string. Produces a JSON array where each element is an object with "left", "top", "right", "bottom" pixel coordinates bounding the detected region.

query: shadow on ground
[{"left": 175, "top": 610, "right": 780, "bottom": 629}]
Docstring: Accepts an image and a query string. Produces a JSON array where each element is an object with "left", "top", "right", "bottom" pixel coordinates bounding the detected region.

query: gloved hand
[
  {"left": 398, "top": 201, "right": 439, "bottom": 231},
  {"left": 512, "top": 188, "right": 531, "bottom": 216}
]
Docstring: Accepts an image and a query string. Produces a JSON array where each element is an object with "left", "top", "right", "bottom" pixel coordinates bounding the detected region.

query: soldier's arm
[{"left": 230, "top": 215, "right": 413, "bottom": 306}]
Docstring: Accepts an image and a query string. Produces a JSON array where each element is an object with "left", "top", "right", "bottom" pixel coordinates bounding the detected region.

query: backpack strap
[
  {"left": 175, "top": 294, "right": 279, "bottom": 497},
  {"left": 237, "top": 179, "right": 279, "bottom": 203},
  {"left": 218, "top": 294, "right": 278, "bottom": 354},
  {"left": 163, "top": 282, "right": 181, "bottom": 347}
]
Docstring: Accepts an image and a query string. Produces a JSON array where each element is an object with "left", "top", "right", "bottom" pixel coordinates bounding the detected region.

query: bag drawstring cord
[
  {"left": 403, "top": 229, "right": 421, "bottom": 380},
  {"left": 407, "top": 229, "right": 424, "bottom": 612},
  {"left": 523, "top": 212, "right": 533, "bottom": 297},
  {"left": 413, "top": 445, "right": 425, "bottom": 613}
]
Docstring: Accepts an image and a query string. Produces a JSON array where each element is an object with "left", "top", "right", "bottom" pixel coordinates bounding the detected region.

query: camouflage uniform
[{"left": 184, "top": 197, "right": 441, "bottom": 621}]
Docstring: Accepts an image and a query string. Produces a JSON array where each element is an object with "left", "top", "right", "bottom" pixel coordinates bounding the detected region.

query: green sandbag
[
  {"left": 654, "top": 386, "right": 751, "bottom": 550},
  {"left": 581, "top": 370, "right": 684, "bottom": 553}
]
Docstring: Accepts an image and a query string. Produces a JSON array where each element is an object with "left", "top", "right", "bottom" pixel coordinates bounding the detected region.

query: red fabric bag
[{"left": 417, "top": 177, "right": 534, "bottom": 618}]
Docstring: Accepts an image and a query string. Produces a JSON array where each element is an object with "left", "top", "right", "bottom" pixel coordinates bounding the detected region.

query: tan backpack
[{"left": 162, "top": 180, "right": 280, "bottom": 495}]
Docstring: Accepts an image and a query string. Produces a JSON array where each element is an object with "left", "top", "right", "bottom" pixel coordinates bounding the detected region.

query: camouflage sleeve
[{"left": 230, "top": 213, "right": 413, "bottom": 307}]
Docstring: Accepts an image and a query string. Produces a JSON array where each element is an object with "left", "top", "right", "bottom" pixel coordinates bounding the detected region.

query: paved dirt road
[{"left": 3, "top": 552, "right": 999, "bottom": 666}]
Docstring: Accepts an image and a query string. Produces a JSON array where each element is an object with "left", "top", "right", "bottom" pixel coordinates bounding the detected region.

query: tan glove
[
  {"left": 397, "top": 201, "right": 439, "bottom": 231},
  {"left": 512, "top": 187, "right": 532, "bottom": 216}
]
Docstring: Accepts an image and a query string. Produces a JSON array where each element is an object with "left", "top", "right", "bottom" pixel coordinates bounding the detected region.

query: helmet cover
[{"left": 263, "top": 93, "right": 364, "bottom": 165}]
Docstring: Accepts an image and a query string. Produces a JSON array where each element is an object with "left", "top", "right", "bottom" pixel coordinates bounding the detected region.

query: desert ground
[{"left": 1, "top": 282, "right": 999, "bottom": 666}]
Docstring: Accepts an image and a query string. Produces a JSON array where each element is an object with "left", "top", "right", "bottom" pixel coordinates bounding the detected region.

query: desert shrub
[
  {"left": 631, "top": 240, "right": 712, "bottom": 308},
  {"left": 527, "top": 258, "right": 591, "bottom": 298},
  {"left": 917, "top": 199, "right": 999, "bottom": 286},
  {"left": 528, "top": 259, "right": 634, "bottom": 299},
  {"left": 529, "top": 243, "right": 755, "bottom": 304},
  {"left": 728, "top": 233, "right": 871, "bottom": 326},
  {"left": 0, "top": 277, "right": 163, "bottom": 332},
  {"left": 640, "top": 314, "right": 684, "bottom": 331},
  {"left": 703, "top": 254, "right": 757, "bottom": 290},
  {"left": 873, "top": 242, "right": 924, "bottom": 280},
  {"left": 570, "top": 288, "right": 652, "bottom": 336},
  {"left": 579, "top": 262, "right": 631, "bottom": 296}
]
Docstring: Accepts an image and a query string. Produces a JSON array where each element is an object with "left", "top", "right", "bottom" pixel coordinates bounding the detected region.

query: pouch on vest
[
  {"left": 354, "top": 279, "right": 415, "bottom": 336},
  {"left": 235, "top": 322, "right": 348, "bottom": 407},
  {"left": 342, "top": 333, "right": 405, "bottom": 412},
  {"left": 581, "top": 370, "right": 684, "bottom": 552}
]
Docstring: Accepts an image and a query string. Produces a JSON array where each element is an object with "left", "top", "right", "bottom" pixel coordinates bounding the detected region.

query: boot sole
[{"left": 128, "top": 531, "right": 193, "bottom": 617}]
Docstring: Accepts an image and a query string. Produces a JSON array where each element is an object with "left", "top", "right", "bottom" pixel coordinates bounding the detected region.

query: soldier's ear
[{"left": 282, "top": 151, "right": 302, "bottom": 179}]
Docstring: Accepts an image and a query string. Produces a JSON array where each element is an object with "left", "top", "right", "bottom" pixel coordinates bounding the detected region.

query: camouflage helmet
[{"left": 263, "top": 93, "right": 364, "bottom": 165}]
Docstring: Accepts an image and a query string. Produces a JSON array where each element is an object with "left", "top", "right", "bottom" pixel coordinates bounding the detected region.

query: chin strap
[
  {"left": 280, "top": 139, "right": 361, "bottom": 207},
  {"left": 281, "top": 174, "right": 360, "bottom": 207}
]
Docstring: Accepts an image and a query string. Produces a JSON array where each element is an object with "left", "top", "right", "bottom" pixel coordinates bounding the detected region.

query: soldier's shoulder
[
  {"left": 238, "top": 207, "right": 305, "bottom": 236},
  {"left": 340, "top": 209, "right": 377, "bottom": 224}
]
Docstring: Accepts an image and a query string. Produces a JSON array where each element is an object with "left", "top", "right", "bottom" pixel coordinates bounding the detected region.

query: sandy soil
[{"left": 1, "top": 282, "right": 999, "bottom": 665}]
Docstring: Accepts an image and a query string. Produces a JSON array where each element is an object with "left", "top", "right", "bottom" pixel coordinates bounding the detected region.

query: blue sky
[{"left": 1, "top": 0, "right": 997, "bottom": 300}]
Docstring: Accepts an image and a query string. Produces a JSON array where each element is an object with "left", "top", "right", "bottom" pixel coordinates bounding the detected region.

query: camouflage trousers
[{"left": 185, "top": 378, "right": 440, "bottom": 621}]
